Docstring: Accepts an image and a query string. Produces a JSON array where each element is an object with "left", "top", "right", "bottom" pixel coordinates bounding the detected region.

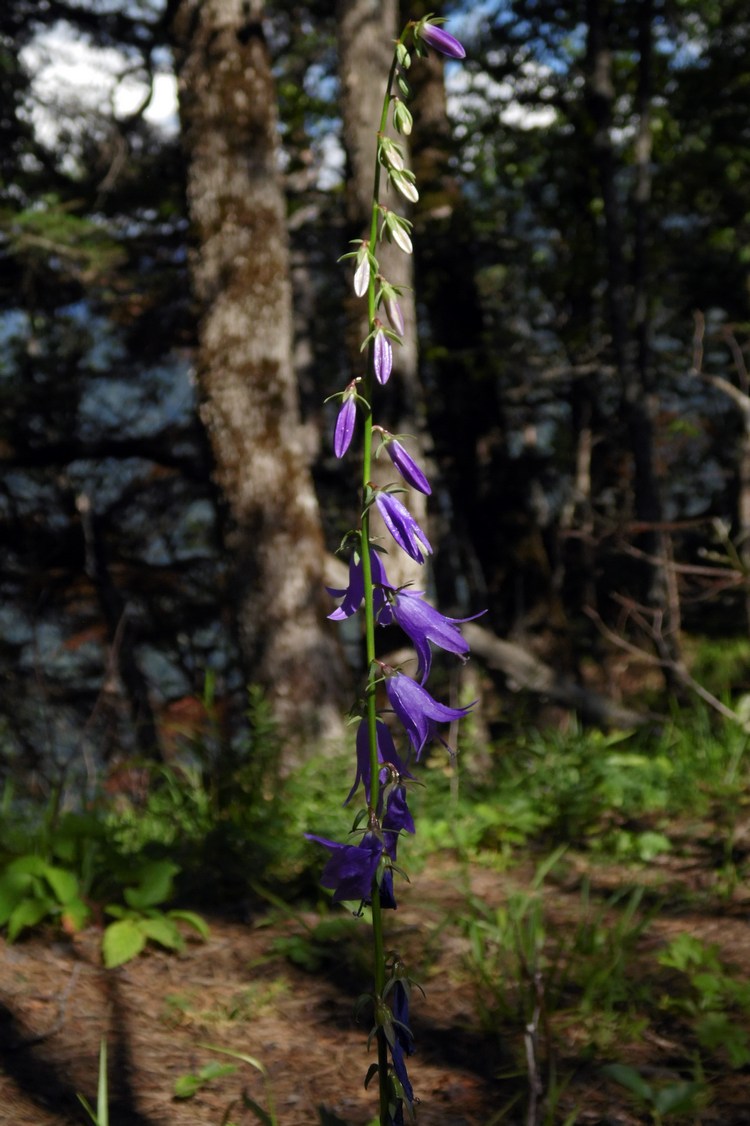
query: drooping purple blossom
[
  {"left": 305, "top": 832, "right": 383, "bottom": 904},
  {"left": 375, "top": 491, "right": 432, "bottom": 564},
  {"left": 306, "top": 831, "right": 397, "bottom": 908},
  {"left": 373, "top": 323, "right": 393, "bottom": 385},
  {"left": 334, "top": 394, "right": 357, "bottom": 458},
  {"left": 383, "top": 437, "right": 431, "bottom": 495},
  {"left": 382, "top": 783, "right": 415, "bottom": 861},
  {"left": 389, "top": 588, "right": 483, "bottom": 682},
  {"left": 385, "top": 671, "right": 473, "bottom": 759},
  {"left": 416, "top": 19, "right": 466, "bottom": 60},
  {"left": 327, "top": 548, "right": 392, "bottom": 621},
  {"left": 346, "top": 718, "right": 414, "bottom": 806}
]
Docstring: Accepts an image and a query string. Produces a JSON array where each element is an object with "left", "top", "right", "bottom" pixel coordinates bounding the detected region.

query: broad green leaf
[
  {"left": 6, "top": 855, "right": 49, "bottom": 877},
  {"left": 42, "top": 863, "right": 79, "bottom": 905},
  {"left": 0, "top": 870, "right": 33, "bottom": 924},
  {"left": 103, "top": 919, "right": 146, "bottom": 967},
  {"left": 123, "top": 859, "right": 179, "bottom": 909}
]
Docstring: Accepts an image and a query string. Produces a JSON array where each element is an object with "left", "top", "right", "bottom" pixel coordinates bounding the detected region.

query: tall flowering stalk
[{"left": 308, "top": 15, "right": 471, "bottom": 1125}]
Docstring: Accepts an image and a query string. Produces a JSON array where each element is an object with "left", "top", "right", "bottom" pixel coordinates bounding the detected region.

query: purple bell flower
[
  {"left": 375, "top": 491, "right": 432, "bottom": 564},
  {"left": 385, "top": 671, "right": 474, "bottom": 759},
  {"left": 334, "top": 393, "right": 357, "bottom": 458},
  {"left": 327, "top": 548, "right": 392, "bottom": 621},
  {"left": 345, "top": 718, "right": 414, "bottom": 806},
  {"left": 389, "top": 588, "right": 482, "bottom": 682},
  {"left": 417, "top": 20, "right": 466, "bottom": 59},
  {"left": 306, "top": 831, "right": 393, "bottom": 906},
  {"left": 383, "top": 437, "right": 431, "bottom": 496}
]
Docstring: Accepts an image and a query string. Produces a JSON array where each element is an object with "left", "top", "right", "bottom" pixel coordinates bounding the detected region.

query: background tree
[{"left": 169, "top": 0, "right": 349, "bottom": 755}]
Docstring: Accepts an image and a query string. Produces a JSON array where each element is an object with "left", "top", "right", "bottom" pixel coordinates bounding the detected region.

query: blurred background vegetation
[{"left": 2, "top": 0, "right": 750, "bottom": 916}]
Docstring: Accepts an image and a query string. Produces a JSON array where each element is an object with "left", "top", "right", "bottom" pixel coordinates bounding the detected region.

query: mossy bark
[{"left": 170, "top": 0, "right": 348, "bottom": 758}]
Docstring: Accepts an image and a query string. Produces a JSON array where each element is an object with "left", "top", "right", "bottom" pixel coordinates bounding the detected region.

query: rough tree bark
[{"left": 169, "top": 0, "right": 348, "bottom": 757}]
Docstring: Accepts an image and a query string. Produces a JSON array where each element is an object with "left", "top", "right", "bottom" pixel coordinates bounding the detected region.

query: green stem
[{"left": 359, "top": 34, "right": 408, "bottom": 1126}]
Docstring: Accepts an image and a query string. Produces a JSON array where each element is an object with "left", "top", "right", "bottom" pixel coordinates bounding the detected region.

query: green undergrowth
[{"left": 3, "top": 688, "right": 750, "bottom": 1120}]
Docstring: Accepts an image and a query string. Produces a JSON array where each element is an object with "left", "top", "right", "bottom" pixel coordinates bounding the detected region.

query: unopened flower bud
[
  {"left": 373, "top": 323, "right": 393, "bottom": 385},
  {"left": 382, "top": 210, "right": 413, "bottom": 255},
  {"left": 390, "top": 169, "right": 419, "bottom": 204},
  {"left": 383, "top": 294, "right": 405, "bottom": 336},
  {"left": 392, "top": 98, "right": 413, "bottom": 136},
  {"left": 383, "top": 436, "right": 431, "bottom": 495},
  {"left": 354, "top": 243, "right": 370, "bottom": 297},
  {"left": 416, "top": 19, "right": 466, "bottom": 59},
  {"left": 334, "top": 390, "right": 357, "bottom": 458}
]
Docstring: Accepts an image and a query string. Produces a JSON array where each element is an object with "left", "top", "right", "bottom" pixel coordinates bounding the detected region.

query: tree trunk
[
  {"left": 169, "top": 0, "right": 348, "bottom": 758},
  {"left": 584, "top": 0, "right": 681, "bottom": 667}
]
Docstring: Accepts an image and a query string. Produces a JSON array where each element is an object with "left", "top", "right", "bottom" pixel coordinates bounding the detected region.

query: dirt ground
[{"left": 2, "top": 856, "right": 750, "bottom": 1126}]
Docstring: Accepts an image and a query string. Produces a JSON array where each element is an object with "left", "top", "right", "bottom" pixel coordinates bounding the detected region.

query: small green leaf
[
  {"left": 139, "top": 915, "right": 182, "bottom": 950},
  {"left": 123, "top": 859, "right": 179, "bottom": 910},
  {"left": 653, "top": 1081, "right": 704, "bottom": 1116},
  {"left": 8, "top": 895, "right": 54, "bottom": 941},
  {"left": 168, "top": 909, "right": 210, "bottom": 939},
  {"left": 601, "top": 1063, "right": 653, "bottom": 1103},
  {"left": 173, "top": 1063, "right": 236, "bottom": 1100},
  {"left": 103, "top": 919, "right": 147, "bottom": 967},
  {"left": 173, "top": 1074, "right": 202, "bottom": 1100},
  {"left": 104, "top": 904, "right": 128, "bottom": 920}
]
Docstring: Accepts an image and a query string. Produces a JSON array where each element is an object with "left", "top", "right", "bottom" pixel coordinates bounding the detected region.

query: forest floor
[{"left": 2, "top": 850, "right": 750, "bottom": 1126}]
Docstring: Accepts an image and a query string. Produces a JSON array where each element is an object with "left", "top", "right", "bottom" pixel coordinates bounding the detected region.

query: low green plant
[
  {"left": 658, "top": 933, "right": 750, "bottom": 1068},
  {"left": 0, "top": 854, "right": 90, "bottom": 939},
  {"left": 602, "top": 1061, "right": 706, "bottom": 1124},
  {"left": 186, "top": 1044, "right": 280, "bottom": 1126},
  {"left": 102, "top": 857, "right": 208, "bottom": 968},
  {"left": 174, "top": 1060, "right": 238, "bottom": 1100}
]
